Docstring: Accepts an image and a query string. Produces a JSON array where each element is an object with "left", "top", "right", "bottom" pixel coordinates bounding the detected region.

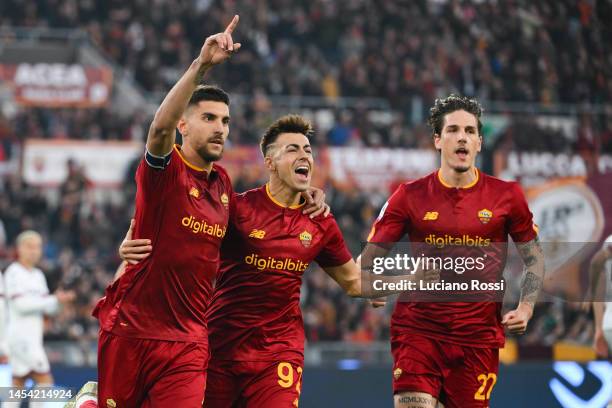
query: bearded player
[
  {"left": 364, "top": 95, "right": 545, "bottom": 408},
  {"left": 93, "top": 16, "right": 241, "bottom": 407}
]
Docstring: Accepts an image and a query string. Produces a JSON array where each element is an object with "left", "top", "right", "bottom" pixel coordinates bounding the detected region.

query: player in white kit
[
  {"left": 0, "top": 276, "right": 8, "bottom": 365},
  {"left": 3, "top": 231, "right": 74, "bottom": 389},
  {"left": 590, "top": 234, "right": 612, "bottom": 358},
  {"left": 589, "top": 234, "right": 612, "bottom": 408}
]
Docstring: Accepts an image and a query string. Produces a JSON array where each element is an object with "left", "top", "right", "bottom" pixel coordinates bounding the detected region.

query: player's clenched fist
[
  {"left": 501, "top": 303, "right": 533, "bottom": 335},
  {"left": 199, "top": 15, "right": 241, "bottom": 67}
]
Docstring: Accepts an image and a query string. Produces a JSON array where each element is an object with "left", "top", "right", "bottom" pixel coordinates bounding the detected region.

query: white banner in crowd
[
  {"left": 22, "top": 139, "right": 142, "bottom": 187},
  {"left": 497, "top": 151, "right": 612, "bottom": 185}
]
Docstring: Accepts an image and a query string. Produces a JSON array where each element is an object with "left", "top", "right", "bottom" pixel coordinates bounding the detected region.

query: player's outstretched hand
[
  {"left": 119, "top": 219, "right": 152, "bottom": 265},
  {"left": 302, "top": 187, "right": 330, "bottom": 218},
  {"left": 199, "top": 15, "right": 241, "bottom": 67},
  {"left": 502, "top": 304, "right": 533, "bottom": 335}
]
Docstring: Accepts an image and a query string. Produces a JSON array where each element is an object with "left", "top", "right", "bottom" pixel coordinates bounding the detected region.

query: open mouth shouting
[
  {"left": 293, "top": 162, "right": 311, "bottom": 183},
  {"left": 455, "top": 146, "right": 469, "bottom": 161}
]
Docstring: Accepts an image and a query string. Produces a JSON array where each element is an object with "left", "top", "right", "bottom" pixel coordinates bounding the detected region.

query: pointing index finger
[{"left": 224, "top": 15, "right": 239, "bottom": 34}]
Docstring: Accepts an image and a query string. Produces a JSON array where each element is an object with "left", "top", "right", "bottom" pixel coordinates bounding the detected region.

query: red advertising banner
[{"left": 0, "top": 63, "right": 113, "bottom": 108}]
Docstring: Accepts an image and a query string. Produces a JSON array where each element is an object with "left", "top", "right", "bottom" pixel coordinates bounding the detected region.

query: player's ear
[
  {"left": 264, "top": 155, "right": 274, "bottom": 171},
  {"left": 177, "top": 117, "right": 188, "bottom": 137},
  {"left": 433, "top": 133, "right": 442, "bottom": 152},
  {"left": 477, "top": 134, "right": 482, "bottom": 152}
]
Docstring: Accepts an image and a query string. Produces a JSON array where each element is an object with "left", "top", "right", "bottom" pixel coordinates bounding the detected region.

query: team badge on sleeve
[
  {"left": 478, "top": 209, "right": 493, "bottom": 224},
  {"left": 299, "top": 231, "right": 312, "bottom": 247}
]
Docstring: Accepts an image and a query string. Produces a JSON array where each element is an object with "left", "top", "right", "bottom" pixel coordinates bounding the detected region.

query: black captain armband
[{"left": 145, "top": 149, "right": 172, "bottom": 170}]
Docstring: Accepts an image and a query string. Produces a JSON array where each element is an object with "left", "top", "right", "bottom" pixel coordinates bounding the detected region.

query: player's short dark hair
[
  {"left": 428, "top": 94, "right": 483, "bottom": 136},
  {"left": 260, "top": 114, "right": 313, "bottom": 157},
  {"left": 188, "top": 85, "right": 230, "bottom": 107}
]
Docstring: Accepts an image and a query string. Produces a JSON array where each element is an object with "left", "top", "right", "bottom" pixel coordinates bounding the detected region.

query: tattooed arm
[
  {"left": 501, "top": 237, "right": 545, "bottom": 334},
  {"left": 516, "top": 237, "right": 545, "bottom": 308}
]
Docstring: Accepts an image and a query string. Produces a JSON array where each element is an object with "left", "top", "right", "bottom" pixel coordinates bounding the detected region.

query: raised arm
[{"left": 147, "top": 15, "right": 241, "bottom": 156}]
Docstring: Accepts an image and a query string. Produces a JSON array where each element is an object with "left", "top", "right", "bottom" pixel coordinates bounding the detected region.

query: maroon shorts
[
  {"left": 98, "top": 331, "right": 208, "bottom": 408},
  {"left": 391, "top": 333, "right": 499, "bottom": 408},
  {"left": 204, "top": 357, "right": 303, "bottom": 407}
]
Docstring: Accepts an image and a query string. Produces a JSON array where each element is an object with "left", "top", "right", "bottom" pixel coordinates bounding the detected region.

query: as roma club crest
[
  {"left": 393, "top": 367, "right": 403, "bottom": 380},
  {"left": 221, "top": 193, "right": 229, "bottom": 208},
  {"left": 299, "top": 230, "right": 312, "bottom": 247},
  {"left": 478, "top": 208, "right": 493, "bottom": 224}
]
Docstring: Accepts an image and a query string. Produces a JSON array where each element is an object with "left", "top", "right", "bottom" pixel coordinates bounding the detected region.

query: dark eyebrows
[
  {"left": 201, "top": 112, "right": 231, "bottom": 122},
  {"left": 285, "top": 143, "right": 312, "bottom": 150},
  {"left": 444, "top": 124, "right": 477, "bottom": 131}
]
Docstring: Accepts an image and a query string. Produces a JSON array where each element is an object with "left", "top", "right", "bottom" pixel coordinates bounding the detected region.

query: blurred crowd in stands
[
  {"left": 0, "top": 0, "right": 610, "bottom": 351},
  {"left": 1, "top": 0, "right": 611, "bottom": 149},
  {"left": 3, "top": 0, "right": 610, "bottom": 106}
]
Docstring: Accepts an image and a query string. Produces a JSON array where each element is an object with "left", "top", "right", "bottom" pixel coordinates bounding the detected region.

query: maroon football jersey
[
  {"left": 207, "top": 184, "right": 352, "bottom": 361},
  {"left": 368, "top": 169, "right": 537, "bottom": 348},
  {"left": 96, "top": 145, "right": 232, "bottom": 342}
]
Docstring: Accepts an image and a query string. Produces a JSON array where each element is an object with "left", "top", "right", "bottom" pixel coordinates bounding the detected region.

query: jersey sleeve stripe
[{"left": 145, "top": 148, "right": 172, "bottom": 170}]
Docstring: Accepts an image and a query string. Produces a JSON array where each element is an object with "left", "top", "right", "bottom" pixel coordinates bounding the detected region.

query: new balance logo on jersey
[
  {"left": 189, "top": 187, "right": 200, "bottom": 198},
  {"left": 423, "top": 211, "right": 438, "bottom": 220},
  {"left": 249, "top": 229, "right": 266, "bottom": 239}
]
